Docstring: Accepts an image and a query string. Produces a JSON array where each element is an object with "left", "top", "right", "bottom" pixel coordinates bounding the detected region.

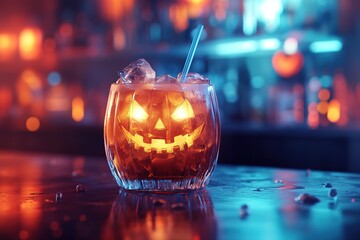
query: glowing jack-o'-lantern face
[
  {"left": 118, "top": 88, "right": 205, "bottom": 154},
  {"left": 104, "top": 82, "right": 220, "bottom": 191}
]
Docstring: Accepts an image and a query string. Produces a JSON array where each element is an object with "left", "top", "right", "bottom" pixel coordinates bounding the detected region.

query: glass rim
[
  {"left": 110, "top": 82, "right": 215, "bottom": 90},
  {"left": 112, "top": 81, "right": 213, "bottom": 86}
]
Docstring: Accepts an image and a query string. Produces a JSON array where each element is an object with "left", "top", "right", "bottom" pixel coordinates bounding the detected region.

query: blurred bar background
[{"left": 1, "top": 0, "right": 360, "bottom": 171}]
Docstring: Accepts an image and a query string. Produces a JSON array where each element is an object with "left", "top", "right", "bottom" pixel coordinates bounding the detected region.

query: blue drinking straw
[{"left": 180, "top": 25, "right": 204, "bottom": 83}]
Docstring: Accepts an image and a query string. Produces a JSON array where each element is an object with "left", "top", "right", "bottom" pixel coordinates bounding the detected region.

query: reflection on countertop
[
  {"left": 103, "top": 191, "right": 216, "bottom": 240},
  {"left": 1, "top": 151, "right": 360, "bottom": 239}
]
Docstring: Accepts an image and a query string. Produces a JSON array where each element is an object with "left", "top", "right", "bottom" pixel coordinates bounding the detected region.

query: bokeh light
[
  {"left": 26, "top": 117, "right": 40, "bottom": 132},
  {"left": 0, "top": 33, "right": 16, "bottom": 60},
  {"left": 327, "top": 100, "right": 340, "bottom": 123},
  {"left": 19, "top": 28, "right": 42, "bottom": 60},
  {"left": 72, "top": 97, "right": 84, "bottom": 122},
  {"left": 318, "top": 89, "right": 330, "bottom": 101}
]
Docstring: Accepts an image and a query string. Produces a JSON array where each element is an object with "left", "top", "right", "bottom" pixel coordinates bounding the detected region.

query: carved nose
[{"left": 154, "top": 118, "right": 166, "bottom": 130}]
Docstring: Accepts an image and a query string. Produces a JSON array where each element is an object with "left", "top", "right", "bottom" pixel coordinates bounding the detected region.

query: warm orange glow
[
  {"left": 17, "top": 69, "right": 43, "bottom": 107},
  {"left": 0, "top": 33, "right": 16, "bottom": 60},
  {"left": 187, "top": 0, "right": 207, "bottom": 18},
  {"left": 101, "top": 0, "right": 122, "bottom": 21},
  {"left": 317, "top": 101, "right": 328, "bottom": 114},
  {"left": 72, "top": 97, "right": 84, "bottom": 122},
  {"left": 100, "top": 0, "right": 133, "bottom": 22},
  {"left": 128, "top": 100, "right": 149, "bottom": 122},
  {"left": 46, "top": 85, "right": 70, "bottom": 111},
  {"left": 22, "top": 69, "right": 42, "bottom": 90},
  {"left": 113, "top": 26, "right": 125, "bottom": 50},
  {"left": 123, "top": 0, "right": 134, "bottom": 12},
  {"left": 272, "top": 51, "right": 304, "bottom": 78},
  {"left": 19, "top": 28, "right": 42, "bottom": 60},
  {"left": 327, "top": 100, "right": 340, "bottom": 123},
  {"left": 169, "top": 4, "right": 189, "bottom": 32},
  {"left": 171, "top": 99, "right": 195, "bottom": 121},
  {"left": 20, "top": 199, "right": 41, "bottom": 229},
  {"left": 333, "top": 73, "right": 348, "bottom": 126},
  {"left": 122, "top": 123, "right": 204, "bottom": 153},
  {"left": 26, "top": 117, "right": 40, "bottom": 132},
  {"left": 0, "top": 153, "right": 42, "bottom": 238},
  {"left": 187, "top": 0, "right": 204, "bottom": 3},
  {"left": 318, "top": 89, "right": 330, "bottom": 101}
]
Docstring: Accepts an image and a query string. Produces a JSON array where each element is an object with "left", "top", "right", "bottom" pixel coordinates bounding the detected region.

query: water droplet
[
  {"left": 239, "top": 204, "right": 249, "bottom": 218},
  {"left": 328, "top": 188, "right": 338, "bottom": 199},
  {"left": 55, "top": 192, "right": 63, "bottom": 201},
  {"left": 295, "top": 193, "right": 320, "bottom": 205},
  {"left": 76, "top": 184, "right": 86, "bottom": 193},
  {"left": 171, "top": 203, "right": 185, "bottom": 211},
  {"left": 274, "top": 179, "right": 284, "bottom": 184},
  {"left": 323, "top": 182, "right": 332, "bottom": 188}
]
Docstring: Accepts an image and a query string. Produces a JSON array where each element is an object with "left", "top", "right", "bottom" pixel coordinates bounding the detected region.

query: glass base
[
  {"left": 108, "top": 164, "right": 208, "bottom": 192},
  {"left": 116, "top": 178, "right": 207, "bottom": 192}
]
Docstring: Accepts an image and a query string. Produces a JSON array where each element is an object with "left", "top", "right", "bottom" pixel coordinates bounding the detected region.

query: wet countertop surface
[{"left": 1, "top": 151, "right": 360, "bottom": 240}]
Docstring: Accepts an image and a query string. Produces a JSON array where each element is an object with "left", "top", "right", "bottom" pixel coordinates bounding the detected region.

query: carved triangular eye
[
  {"left": 127, "top": 100, "right": 149, "bottom": 122},
  {"left": 171, "top": 99, "right": 195, "bottom": 121}
]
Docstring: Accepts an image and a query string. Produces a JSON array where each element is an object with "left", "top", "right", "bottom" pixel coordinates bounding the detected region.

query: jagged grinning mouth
[{"left": 121, "top": 123, "right": 204, "bottom": 153}]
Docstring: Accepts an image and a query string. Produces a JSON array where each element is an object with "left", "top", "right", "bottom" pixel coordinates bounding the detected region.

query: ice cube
[
  {"left": 118, "top": 59, "right": 156, "bottom": 83},
  {"left": 177, "top": 72, "right": 210, "bottom": 84},
  {"left": 155, "top": 74, "right": 178, "bottom": 84}
]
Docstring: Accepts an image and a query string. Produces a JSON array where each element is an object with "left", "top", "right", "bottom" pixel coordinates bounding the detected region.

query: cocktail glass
[{"left": 104, "top": 60, "right": 220, "bottom": 191}]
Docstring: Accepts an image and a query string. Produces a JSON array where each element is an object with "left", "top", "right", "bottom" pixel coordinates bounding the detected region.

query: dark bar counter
[{"left": 1, "top": 151, "right": 360, "bottom": 240}]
